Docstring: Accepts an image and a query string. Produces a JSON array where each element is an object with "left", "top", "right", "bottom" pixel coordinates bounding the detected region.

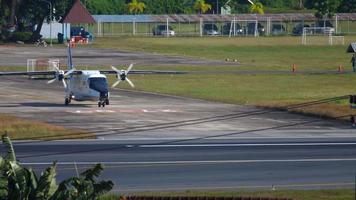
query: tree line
[
  {"left": 84, "top": 0, "right": 355, "bottom": 15},
  {"left": 0, "top": 0, "right": 355, "bottom": 42}
]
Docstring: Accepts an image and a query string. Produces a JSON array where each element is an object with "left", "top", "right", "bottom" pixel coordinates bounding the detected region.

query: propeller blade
[
  {"left": 64, "top": 68, "right": 75, "bottom": 77},
  {"left": 112, "top": 80, "right": 121, "bottom": 88},
  {"left": 126, "top": 78, "right": 135, "bottom": 88},
  {"left": 47, "top": 78, "right": 56, "bottom": 84},
  {"left": 126, "top": 63, "right": 133, "bottom": 75},
  {"left": 53, "top": 65, "right": 60, "bottom": 71},
  {"left": 111, "top": 65, "right": 119, "bottom": 73},
  {"left": 62, "top": 79, "right": 67, "bottom": 89}
]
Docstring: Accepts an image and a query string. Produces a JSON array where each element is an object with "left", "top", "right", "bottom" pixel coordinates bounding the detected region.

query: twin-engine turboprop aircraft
[{"left": 0, "top": 46, "right": 184, "bottom": 107}]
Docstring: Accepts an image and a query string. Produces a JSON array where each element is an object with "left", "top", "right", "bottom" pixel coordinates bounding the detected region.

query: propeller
[
  {"left": 111, "top": 64, "right": 135, "bottom": 88},
  {"left": 47, "top": 67, "right": 75, "bottom": 89}
]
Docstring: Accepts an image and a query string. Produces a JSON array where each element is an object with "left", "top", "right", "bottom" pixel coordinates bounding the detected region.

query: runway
[
  {"left": 12, "top": 138, "right": 356, "bottom": 192},
  {"left": 0, "top": 76, "right": 355, "bottom": 192}
]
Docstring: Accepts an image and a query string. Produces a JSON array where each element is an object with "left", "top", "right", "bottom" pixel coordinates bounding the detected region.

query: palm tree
[
  {"left": 194, "top": 0, "right": 212, "bottom": 14},
  {"left": 127, "top": 0, "right": 146, "bottom": 14},
  {"left": 250, "top": 2, "right": 264, "bottom": 14}
]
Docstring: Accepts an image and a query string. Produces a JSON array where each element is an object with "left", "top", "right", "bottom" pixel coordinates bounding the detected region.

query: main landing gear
[
  {"left": 64, "top": 93, "right": 73, "bottom": 106},
  {"left": 98, "top": 98, "right": 109, "bottom": 107},
  {"left": 64, "top": 97, "right": 71, "bottom": 106}
]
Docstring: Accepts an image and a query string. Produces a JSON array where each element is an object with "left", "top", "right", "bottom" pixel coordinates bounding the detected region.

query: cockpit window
[{"left": 89, "top": 77, "right": 108, "bottom": 94}]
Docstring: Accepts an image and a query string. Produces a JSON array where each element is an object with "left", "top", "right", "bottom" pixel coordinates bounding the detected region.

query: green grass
[
  {"left": 110, "top": 72, "right": 356, "bottom": 118},
  {"left": 99, "top": 189, "right": 355, "bottom": 200},
  {"left": 93, "top": 36, "right": 356, "bottom": 70},
  {"left": 0, "top": 114, "right": 93, "bottom": 140},
  {"left": 3, "top": 36, "right": 356, "bottom": 118},
  {"left": 91, "top": 36, "right": 356, "bottom": 118}
]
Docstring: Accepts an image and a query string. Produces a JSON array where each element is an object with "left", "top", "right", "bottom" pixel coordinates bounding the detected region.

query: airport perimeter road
[
  {"left": 13, "top": 138, "right": 356, "bottom": 192},
  {"left": 0, "top": 46, "right": 234, "bottom": 67}
]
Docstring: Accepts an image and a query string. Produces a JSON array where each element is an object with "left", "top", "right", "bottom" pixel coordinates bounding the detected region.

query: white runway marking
[
  {"left": 20, "top": 158, "right": 356, "bottom": 166},
  {"left": 138, "top": 142, "right": 356, "bottom": 148},
  {"left": 251, "top": 117, "right": 287, "bottom": 123},
  {"left": 69, "top": 109, "right": 181, "bottom": 114}
]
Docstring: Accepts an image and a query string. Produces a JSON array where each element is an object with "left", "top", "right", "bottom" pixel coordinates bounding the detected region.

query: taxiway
[{"left": 0, "top": 76, "right": 355, "bottom": 192}]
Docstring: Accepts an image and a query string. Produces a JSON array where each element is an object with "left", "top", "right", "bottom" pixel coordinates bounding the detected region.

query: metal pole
[
  {"left": 200, "top": 18, "right": 203, "bottom": 37},
  {"left": 40, "top": 0, "right": 52, "bottom": 46},
  {"left": 49, "top": 1, "right": 52, "bottom": 46},
  {"left": 166, "top": 18, "right": 169, "bottom": 38},
  {"left": 335, "top": 15, "right": 338, "bottom": 34}
]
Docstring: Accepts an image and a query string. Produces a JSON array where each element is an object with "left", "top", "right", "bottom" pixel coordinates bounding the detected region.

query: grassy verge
[
  {"left": 0, "top": 114, "right": 93, "bottom": 140},
  {"left": 3, "top": 37, "right": 356, "bottom": 119},
  {"left": 91, "top": 36, "right": 356, "bottom": 119},
  {"left": 93, "top": 36, "right": 356, "bottom": 70},
  {"left": 110, "top": 72, "right": 356, "bottom": 119},
  {"left": 100, "top": 189, "right": 354, "bottom": 200}
]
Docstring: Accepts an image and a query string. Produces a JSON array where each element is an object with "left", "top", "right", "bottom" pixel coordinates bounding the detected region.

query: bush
[{"left": 11, "top": 31, "right": 32, "bottom": 42}]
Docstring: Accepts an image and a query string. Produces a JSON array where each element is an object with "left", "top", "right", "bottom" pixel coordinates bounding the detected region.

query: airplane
[{"left": 0, "top": 45, "right": 185, "bottom": 107}]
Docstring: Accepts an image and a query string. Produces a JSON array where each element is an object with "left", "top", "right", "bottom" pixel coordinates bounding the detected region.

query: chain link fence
[{"left": 85, "top": 14, "right": 356, "bottom": 37}]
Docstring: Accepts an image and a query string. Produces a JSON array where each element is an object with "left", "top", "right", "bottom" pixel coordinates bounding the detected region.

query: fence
[
  {"left": 85, "top": 13, "right": 356, "bottom": 37},
  {"left": 125, "top": 196, "right": 293, "bottom": 200}
]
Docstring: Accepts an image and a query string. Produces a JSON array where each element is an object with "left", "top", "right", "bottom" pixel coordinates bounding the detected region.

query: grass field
[
  {"left": 92, "top": 36, "right": 356, "bottom": 118},
  {"left": 93, "top": 36, "right": 356, "bottom": 70},
  {"left": 0, "top": 114, "right": 93, "bottom": 140},
  {"left": 99, "top": 189, "right": 355, "bottom": 200}
]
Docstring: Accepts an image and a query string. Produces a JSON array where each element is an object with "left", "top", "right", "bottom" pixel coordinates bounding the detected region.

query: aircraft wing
[
  {"left": 0, "top": 71, "right": 56, "bottom": 76},
  {"left": 0, "top": 70, "right": 186, "bottom": 76},
  {"left": 0, "top": 70, "right": 83, "bottom": 76},
  {"left": 100, "top": 70, "right": 187, "bottom": 75}
]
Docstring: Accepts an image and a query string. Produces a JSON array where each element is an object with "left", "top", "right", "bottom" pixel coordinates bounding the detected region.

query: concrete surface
[
  {"left": 0, "top": 46, "right": 236, "bottom": 67},
  {"left": 0, "top": 45, "right": 355, "bottom": 192}
]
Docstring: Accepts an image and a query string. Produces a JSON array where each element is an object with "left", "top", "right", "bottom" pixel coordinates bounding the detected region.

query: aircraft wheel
[
  {"left": 102, "top": 102, "right": 106, "bottom": 107},
  {"left": 98, "top": 102, "right": 101, "bottom": 107},
  {"left": 65, "top": 98, "right": 70, "bottom": 106},
  {"left": 105, "top": 99, "right": 110, "bottom": 105}
]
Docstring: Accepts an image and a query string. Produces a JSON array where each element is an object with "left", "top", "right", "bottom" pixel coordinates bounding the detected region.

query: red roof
[{"left": 62, "top": 0, "right": 95, "bottom": 23}]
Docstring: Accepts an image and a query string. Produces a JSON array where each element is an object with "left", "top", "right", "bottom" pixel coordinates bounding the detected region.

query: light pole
[{"left": 41, "top": 0, "right": 53, "bottom": 46}]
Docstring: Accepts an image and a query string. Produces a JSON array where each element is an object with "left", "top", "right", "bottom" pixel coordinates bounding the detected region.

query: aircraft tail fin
[{"left": 67, "top": 44, "right": 73, "bottom": 70}]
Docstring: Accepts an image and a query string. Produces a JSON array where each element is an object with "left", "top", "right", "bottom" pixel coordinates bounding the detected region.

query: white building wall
[{"left": 40, "top": 21, "right": 70, "bottom": 39}]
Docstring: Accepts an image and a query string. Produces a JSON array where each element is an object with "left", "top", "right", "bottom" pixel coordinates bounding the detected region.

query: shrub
[{"left": 11, "top": 31, "right": 32, "bottom": 42}]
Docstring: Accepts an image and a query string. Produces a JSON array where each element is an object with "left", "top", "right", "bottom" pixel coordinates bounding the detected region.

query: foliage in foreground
[{"left": 0, "top": 135, "right": 113, "bottom": 200}]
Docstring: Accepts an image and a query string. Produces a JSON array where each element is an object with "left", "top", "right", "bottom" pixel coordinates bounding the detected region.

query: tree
[
  {"left": 86, "top": 0, "right": 126, "bottom": 15},
  {"left": 338, "top": 0, "right": 356, "bottom": 13},
  {"left": 298, "top": 0, "right": 304, "bottom": 9},
  {"left": 0, "top": 0, "right": 10, "bottom": 33},
  {"left": 313, "top": 0, "right": 340, "bottom": 19},
  {"left": 127, "top": 0, "right": 146, "bottom": 14},
  {"left": 194, "top": 0, "right": 212, "bottom": 14},
  {"left": 0, "top": 135, "right": 113, "bottom": 200},
  {"left": 250, "top": 2, "right": 264, "bottom": 14}
]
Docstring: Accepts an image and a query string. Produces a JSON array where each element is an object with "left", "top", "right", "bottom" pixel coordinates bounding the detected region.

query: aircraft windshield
[{"left": 89, "top": 77, "right": 108, "bottom": 94}]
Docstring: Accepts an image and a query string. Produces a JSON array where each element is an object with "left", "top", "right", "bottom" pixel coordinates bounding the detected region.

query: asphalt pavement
[
  {"left": 0, "top": 48, "right": 356, "bottom": 192},
  {"left": 12, "top": 138, "right": 356, "bottom": 192},
  {"left": 0, "top": 46, "right": 235, "bottom": 67}
]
